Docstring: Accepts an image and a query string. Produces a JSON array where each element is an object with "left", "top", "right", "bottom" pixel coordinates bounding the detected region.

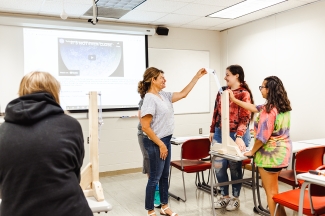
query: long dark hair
[
  {"left": 137, "top": 67, "right": 164, "bottom": 99},
  {"left": 264, "top": 76, "right": 292, "bottom": 113},
  {"left": 226, "top": 65, "right": 255, "bottom": 121}
]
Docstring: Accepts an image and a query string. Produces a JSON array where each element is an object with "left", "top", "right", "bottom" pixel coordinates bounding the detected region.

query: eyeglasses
[{"left": 259, "top": 86, "right": 267, "bottom": 91}]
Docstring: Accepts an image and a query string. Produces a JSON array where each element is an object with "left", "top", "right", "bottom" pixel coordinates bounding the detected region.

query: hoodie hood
[{"left": 4, "top": 92, "right": 63, "bottom": 124}]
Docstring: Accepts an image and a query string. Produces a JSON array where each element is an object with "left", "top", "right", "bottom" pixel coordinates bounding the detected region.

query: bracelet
[{"left": 236, "top": 135, "right": 242, "bottom": 139}]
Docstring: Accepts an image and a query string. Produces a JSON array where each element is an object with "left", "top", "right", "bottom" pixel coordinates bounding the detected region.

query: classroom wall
[
  {"left": 79, "top": 27, "right": 221, "bottom": 172},
  {"left": 220, "top": 1, "right": 325, "bottom": 142}
]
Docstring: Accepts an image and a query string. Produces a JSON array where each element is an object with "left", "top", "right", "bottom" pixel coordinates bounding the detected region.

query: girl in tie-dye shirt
[
  {"left": 254, "top": 105, "right": 292, "bottom": 169},
  {"left": 228, "top": 76, "right": 292, "bottom": 216}
]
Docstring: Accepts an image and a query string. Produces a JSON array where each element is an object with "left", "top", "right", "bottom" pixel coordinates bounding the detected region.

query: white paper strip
[{"left": 206, "top": 68, "right": 223, "bottom": 93}]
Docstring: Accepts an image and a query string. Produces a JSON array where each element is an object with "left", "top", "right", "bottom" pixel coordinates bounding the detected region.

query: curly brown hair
[
  {"left": 264, "top": 76, "right": 292, "bottom": 113},
  {"left": 138, "top": 67, "right": 164, "bottom": 99}
]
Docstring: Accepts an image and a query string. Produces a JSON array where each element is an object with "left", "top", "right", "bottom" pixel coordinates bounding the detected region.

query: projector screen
[{"left": 23, "top": 28, "right": 147, "bottom": 111}]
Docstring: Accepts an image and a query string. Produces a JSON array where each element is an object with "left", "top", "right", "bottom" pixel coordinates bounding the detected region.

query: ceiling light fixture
[{"left": 207, "top": 0, "right": 287, "bottom": 19}]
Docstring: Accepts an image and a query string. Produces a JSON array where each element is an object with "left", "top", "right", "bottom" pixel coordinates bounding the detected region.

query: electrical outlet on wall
[{"left": 199, "top": 128, "right": 202, "bottom": 134}]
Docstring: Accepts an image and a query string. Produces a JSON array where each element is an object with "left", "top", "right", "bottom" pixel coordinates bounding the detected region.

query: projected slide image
[{"left": 58, "top": 38, "right": 124, "bottom": 77}]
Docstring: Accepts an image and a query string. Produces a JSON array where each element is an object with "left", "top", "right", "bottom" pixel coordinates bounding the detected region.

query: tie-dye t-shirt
[{"left": 254, "top": 105, "right": 292, "bottom": 168}]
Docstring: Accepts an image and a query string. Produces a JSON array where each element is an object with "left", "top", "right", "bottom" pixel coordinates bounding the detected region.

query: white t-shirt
[{"left": 141, "top": 91, "right": 174, "bottom": 139}]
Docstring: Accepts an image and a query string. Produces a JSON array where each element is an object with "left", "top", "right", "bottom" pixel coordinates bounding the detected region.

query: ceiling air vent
[{"left": 84, "top": 0, "right": 146, "bottom": 19}]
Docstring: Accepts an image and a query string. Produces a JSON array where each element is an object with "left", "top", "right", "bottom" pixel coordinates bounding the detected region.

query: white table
[
  {"left": 298, "top": 138, "right": 325, "bottom": 146},
  {"left": 171, "top": 135, "right": 209, "bottom": 145},
  {"left": 292, "top": 142, "right": 319, "bottom": 153},
  {"left": 297, "top": 173, "right": 325, "bottom": 216}
]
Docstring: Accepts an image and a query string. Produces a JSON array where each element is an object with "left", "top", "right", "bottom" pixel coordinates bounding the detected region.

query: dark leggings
[{"left": 262, "top": 167, "right": 287, "bottom": 173}]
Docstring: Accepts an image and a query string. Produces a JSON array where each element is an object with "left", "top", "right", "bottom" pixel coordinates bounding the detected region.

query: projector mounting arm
[{"left": 88, "top": 0, "right": 98, "bottom": 25}]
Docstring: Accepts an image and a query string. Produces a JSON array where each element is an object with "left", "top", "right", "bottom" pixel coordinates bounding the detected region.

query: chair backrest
[
  {"left": 295, "top": 146, "right": 325, "bottom": 173},
  {"left": 310, "top": 165, "right": 325, "bottom": 196},
  {"left": 181, "top": 138, "right": 210, "bottom": 160}
]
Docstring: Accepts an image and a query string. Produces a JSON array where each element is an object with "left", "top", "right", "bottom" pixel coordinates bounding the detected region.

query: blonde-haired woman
[
  {"left": 138, "top": 67, "right": 207, "bottom": 216},
  {"left": 0, "top": 71, "right": 92, "bottom": 216}
]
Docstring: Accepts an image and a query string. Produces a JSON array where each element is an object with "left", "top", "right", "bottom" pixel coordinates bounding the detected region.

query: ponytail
[{"left": 138, "top": 81, "right": 149, "bottom": 99}]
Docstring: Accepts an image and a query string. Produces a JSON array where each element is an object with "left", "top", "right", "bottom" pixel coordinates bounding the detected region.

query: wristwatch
[{"left": 236, "top": 135, "right": 242, "bottom": 139}]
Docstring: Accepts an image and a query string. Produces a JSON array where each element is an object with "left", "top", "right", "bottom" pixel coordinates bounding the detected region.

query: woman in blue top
[{"left": 138, "top": 67, "right": 206, "bottom": 216}]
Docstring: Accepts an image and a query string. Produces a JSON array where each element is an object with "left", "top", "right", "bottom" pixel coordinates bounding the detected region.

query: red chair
[
  {"left": 273, "top": 165, "right": 325, "bottom": 216},
  {"left": 168, "top": 138, "right": 211, "bottom": 202},
  {"left": 278, "top": 146, "right": 325, "bottom": 188},
  {"left": 242, "top": 158, "right": 252, "bottom": 175}
]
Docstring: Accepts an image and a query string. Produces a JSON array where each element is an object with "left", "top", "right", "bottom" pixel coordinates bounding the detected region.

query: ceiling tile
[
  {"left": 294, "top": 0, "right": 320, "bottom": 3},
  {"left": 185, "top": 17, "right": 228, "bottom": 27},
  {"left": 135, "top": 0, "right": 188, "bottom": 13},
  {"left": 0, "top": 0, "right": 43, "bottom": 12},
  {"left": 209, "top": 19, "right": 249, "bottom": 30},
  {"left": 181, "top": 24, "right": 210, "bottom": 30},
  {"left": 151, "top": 21, "right": 181, "bottom": 27},
  {"left": 119, "top": 10, "right": 167, "bottom": 23},
  {"left": 193, "top": 0, "right": 244, "bottom": 7},
  {"left": 152, "top": 13, "right": 199, "bottom": 25},
  {"left": 48, "top": 0, "right": 92, "bottom": 4},
  {"left": 262, "top": 0, "right": 308, "bottom": 13},
  {"left": 40, "top": 1, "right": 91, "bottom": 16},
  {"left": 161, "top": 0, "right": 195, "bottom": 2},
  {"left": 173, "top": 3, "right": 223, "bottom": 16}
]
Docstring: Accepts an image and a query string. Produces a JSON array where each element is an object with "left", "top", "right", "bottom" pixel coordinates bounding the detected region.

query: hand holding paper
[{"left": 195, "top": 68, "right": 207, "bottom": 79}]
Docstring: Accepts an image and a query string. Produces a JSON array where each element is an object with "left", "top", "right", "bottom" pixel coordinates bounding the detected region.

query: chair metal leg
[
  {"left": 274, "top": 203, "right": 279, "bottom": 216},
  {"left": 195, "top": 171, "right": 218, "bottom": 196},
  {"left": 181, "top": 171, "right": 187, "bottom": 202},
  {"left": 168, "top": 166, "right": 172, "bottom": 189},
  {"left": 168, "top": 166, "right": 186, "bottom": 202}
]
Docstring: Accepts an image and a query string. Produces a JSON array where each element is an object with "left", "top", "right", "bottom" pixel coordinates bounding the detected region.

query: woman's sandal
[
  {"left": 148, "top": 211, "right": 156, "bottom": 216},
  {"left": 160, "top": 206, "right": 178, "bottom": 216}
]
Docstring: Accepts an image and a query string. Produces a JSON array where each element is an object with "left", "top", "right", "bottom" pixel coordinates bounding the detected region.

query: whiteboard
[{"left": 148, "top": 48, "right": 210, "bottom": 114}]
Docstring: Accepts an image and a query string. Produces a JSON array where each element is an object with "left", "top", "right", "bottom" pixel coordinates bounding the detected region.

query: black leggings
[{"left": 262, "top": 167, "right": 287, "bottom": 173}]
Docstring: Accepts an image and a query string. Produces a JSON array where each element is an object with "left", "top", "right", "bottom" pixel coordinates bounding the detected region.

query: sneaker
[
  {"left": 226, "top": 197, "right": 240, "bottom": 211},
  {"left": 214, "top": 197, "right": 230, "bottom": 209},
  {"left": 154, "top": 190, "right": 161, "bottom": 208}
]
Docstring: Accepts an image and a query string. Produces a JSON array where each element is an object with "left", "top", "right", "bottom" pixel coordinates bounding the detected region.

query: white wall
[
  {"left": 220, "top": 1, "right": 325, "bottom": 142},
  {"left": 80, "top": 27, "right": 221, "bottom": 172}
]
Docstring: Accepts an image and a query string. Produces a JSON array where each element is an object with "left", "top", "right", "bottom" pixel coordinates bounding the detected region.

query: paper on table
[{"left": 206, "top": 68, "right": 223, "bottom": 94}]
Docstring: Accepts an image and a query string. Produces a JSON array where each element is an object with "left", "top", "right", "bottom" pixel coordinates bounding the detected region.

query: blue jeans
[
  {"left": 143, "top": 135, "right": 172, "bottom": 210},
  {"left": 213, "top": 127, "right": 251, "bottom": 197}
]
